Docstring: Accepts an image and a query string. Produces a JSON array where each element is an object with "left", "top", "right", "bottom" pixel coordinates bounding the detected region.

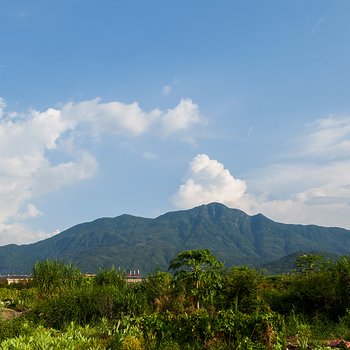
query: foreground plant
[
  {"left": 32, "top": 260, "right": 83, "bottom": 297},
  {"left": 169, "top": 249, "right": 223, "bottom": 309},
  {"left": 0, "top": 322, "right": 108, "bottom": 350}
]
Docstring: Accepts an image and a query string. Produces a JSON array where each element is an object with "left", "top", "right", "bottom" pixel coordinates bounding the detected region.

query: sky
[{"left": 1, "top": 1, "right": 350, "bottom": 246}]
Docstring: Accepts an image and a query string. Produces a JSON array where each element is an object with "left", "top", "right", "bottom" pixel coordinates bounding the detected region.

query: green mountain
[{"left": 1, "top": 202, "right": 350, "bottom": 274}]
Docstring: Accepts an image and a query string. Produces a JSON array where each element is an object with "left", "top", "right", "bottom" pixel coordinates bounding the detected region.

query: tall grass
[{"left": 32, "top": 260, "right": 83, "bottom": 297}]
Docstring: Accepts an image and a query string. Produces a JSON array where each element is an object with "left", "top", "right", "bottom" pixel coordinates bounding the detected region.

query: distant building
[
  {"left": 0, "top": 275, "right": 32, "bottom": 285},
  {"left": 83, "top": 273, "right": 96, "bottom": 278},
  {"left": 126, "top": 269, "right": 143, "bottom": 283}
]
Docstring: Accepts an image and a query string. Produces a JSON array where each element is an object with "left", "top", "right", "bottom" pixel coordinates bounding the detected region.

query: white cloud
[
  {"left": 15, "top": 204, "right": 43, "bottom": 221},
  {"left": 0, "top": 96, "right": 203, "bottom": 245},
  {"left": 142, "top": 152, "right": 159, "bottom": 160},
  {"left": 31, "top": 152, "right": 98, "bottom": 195},
  {"left": 161, "top": 98, "right": 203, "bottom": 136},
  {"left": 61, "top": 97, "right": 203, "bottom": 138},
  {"left": 62, "top": 98, "right": 160, "bottom": 137},
  {"left": 0, "top": 98, "right": 6, "bottom": 119},
  {"left": 254, "top": 116, "right": 350, "bottom": 205},
  {"left": 173, "top": 114, "right": 350, "bottom": 229},
  {"left": 0, "top": 104, "right": 97, "bottom": 245},
  {"left": 252, "top": 193, "right": 350, "bottom": 229},
  {"left": 0, "top": 223, "right": 59, "bottom": 246},
  {"left": 172, "top": 154, "right": 248, "bottom": 209},
  {"left": 162, "top": 78, "right": 180, "bottom": 96},
  {"left": 162, "top": 85, "right": 172, "bottom": 95},
  {"left": 312, "top": 16, "right": 325, "bottom": 33},
  {"left": 298, "top": 116, "right": 350, "bottom": 159},
  {"left": 260, "top": 115, "right": 350, "bottom": 226}
]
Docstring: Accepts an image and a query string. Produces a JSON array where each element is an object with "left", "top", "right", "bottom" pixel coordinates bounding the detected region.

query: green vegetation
[
  {"left": 1, "top": 203, "right": 350, "bottom": 274},
  {"left": 33, "top": 259, "right": 83, "bottom": 297},
  {"left": 169, "top": 249, "right": 223, "bottom": 309},
  {"left": 1, "top": 250, "right": 350, "bottom": 348}
]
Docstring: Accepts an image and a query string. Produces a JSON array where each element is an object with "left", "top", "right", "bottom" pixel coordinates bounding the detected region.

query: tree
[
  {"left": 169, "top": 249, "right": 223, "bottom": 309},
  {"left": 294, "top": 254, "right": 327, "bottom": 274}
]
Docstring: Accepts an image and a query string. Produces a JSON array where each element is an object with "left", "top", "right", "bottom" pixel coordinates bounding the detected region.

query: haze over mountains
[{"left": 1, "top": 202, "right": 350, "bottom": 274}]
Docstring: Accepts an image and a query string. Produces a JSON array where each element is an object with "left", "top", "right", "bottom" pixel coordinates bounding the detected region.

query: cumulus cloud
[
  {"left": 61, "top": 97, "right": 202, "bottom": 138},
  {"left": 0, "top": 97, "right": 203, "bottom": 245},
  {"left": 172, "top": 154, "right": 248, "bottom": 209},
  {"left": 0, "top": 103, "right": 97, "bottom": 245},
  {"left": 161, "top": 98, "right": 203, "bottom": 136},
  {"left": 173, "top": 114, "right": 350, "bottom": 229},
  {"left": 31, "top": 152, "right": 98, "bottom": 195},
  {"left": 62, "top": 98, "right": 159, "bottom": 137}
]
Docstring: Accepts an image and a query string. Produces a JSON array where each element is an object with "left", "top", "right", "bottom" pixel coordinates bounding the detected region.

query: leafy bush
[
  {"left": 0, "top": 318, "right": 33, "bottom": 343},
  {"left": 217, "top": 266, "right": 262, "bottom": 313},
  {"left": 94, "top": 267, "right": 127, "bottom": 289},
  {"left": 265, "top": 256, "right": 350, "bottom": 321},
  {"left": 0, "top": 322, "right": 106, "bottom": 349},
  {"left": 123, "top": 309, "right": 286, "bottom": 349},
  {"left": 0, "top": 289, "right": 18, "bottom": 304},
  {"left": 139, "top": 270, "right": 173, "bottom": 313}
]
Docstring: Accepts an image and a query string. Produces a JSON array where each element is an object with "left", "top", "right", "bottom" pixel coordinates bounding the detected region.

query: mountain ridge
[{"left": 1, "top": 202, "right": 350, "bottom": 274}]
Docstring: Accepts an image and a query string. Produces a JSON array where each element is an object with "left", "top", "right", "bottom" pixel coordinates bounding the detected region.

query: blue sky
[{"left": 1, "top": 1, "right": 350, "bottom": 245}]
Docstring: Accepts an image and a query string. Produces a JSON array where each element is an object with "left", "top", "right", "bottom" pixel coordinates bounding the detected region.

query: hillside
[
  {"left": 1, "top": 202, "right": 350, "bottom": 274},
  {"left": 259, "top": 251, "right": 340, "bottom": 275}
]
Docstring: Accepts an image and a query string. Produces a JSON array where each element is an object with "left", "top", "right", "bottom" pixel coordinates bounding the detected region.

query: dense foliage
[{"left": 2, "top": 250, "right": 350, "bottom": 348}]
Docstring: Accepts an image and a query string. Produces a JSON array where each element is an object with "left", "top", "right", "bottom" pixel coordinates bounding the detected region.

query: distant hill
[
  {"left": 1, "top": 202, "right": 350, "bottom": 274},
  {"left": 259, "top": 251, "right": 340, "bottom": 275}
]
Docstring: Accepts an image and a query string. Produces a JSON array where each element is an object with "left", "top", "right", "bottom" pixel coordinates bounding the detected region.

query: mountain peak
[{"left": 1, "top": 204, "right": 350, "bottom": 274}]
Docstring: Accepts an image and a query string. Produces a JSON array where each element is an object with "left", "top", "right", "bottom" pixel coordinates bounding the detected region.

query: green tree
[
  {"left": 294, "top": 254, "right": 327, "bottom": 274},
  {"left": 168, "top": 249, "right": 223, "bottom": 309}
]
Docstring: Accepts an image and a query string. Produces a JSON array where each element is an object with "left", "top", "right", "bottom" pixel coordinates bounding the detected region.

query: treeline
[{"left": 1, "top": 250, "right": 350, "bottom": 349}]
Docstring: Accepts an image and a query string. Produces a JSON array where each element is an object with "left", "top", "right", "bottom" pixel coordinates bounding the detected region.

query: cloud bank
[
  {"left": 172, "top": 115, "right": 350, "bottom": 229},
  {"left": 0, "top": 97, "right": 203, "bottom": 245}
]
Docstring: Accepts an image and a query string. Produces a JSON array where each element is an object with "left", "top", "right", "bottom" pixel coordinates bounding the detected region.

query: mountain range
[{"left": 1, "top": 202, "right": 350, "bottom": 274}]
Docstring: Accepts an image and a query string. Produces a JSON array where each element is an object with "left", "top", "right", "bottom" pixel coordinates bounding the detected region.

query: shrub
[
  {"left": 217, "top": 266, "right": 262, "bottom": 313},
  {"left": 0, "top": 323, "right": 105, "bottom": 349},
  {"left": 33, "top": 282, "right": 148, "bottom": 329},
  {"left": 125, "top": 309, "right": 285, "bottom": 349},
  {"left": 94, "top": 267, "right": 127, "bottom": 289},
  {"left": 139, "top": 270, "right": 173, "bottom": 314},
  {"left": 32, "top": 260, "right": 83, "bottom": 297}
]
